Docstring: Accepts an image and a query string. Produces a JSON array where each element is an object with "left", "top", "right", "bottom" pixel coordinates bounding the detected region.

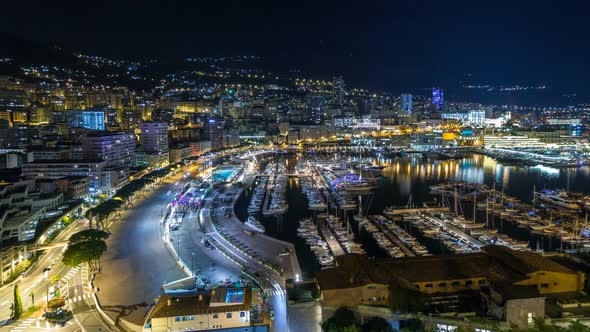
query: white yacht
[
  {"left": 534, "top": 189, "right": 581, "bottom": 210},
  {"left": 244, "top": 216, "right": 265, "bottom": 233}
]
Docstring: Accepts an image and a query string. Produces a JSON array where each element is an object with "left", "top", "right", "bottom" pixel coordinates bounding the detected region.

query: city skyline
[
  {"left": 1, "top": 2, "right": 590, "bottom": 332},
  {"left": 2, "top": 0, "right": 590, "bottom": 99}
]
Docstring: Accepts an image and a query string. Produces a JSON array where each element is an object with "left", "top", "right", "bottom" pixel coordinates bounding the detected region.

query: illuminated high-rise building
[
  {"left": 400, "top": 93, "right": 413, "bottom": 114},
  {"left": 208, "top": 118, "right": 225, "bottom": 150},
  {"left": 140, "top": 122, "right": 169, "bottom": 153},
  {"left": 332, "top": 76, "right": 345, "bottom": 104},
  {"left": 82, "top": 110, "right": 106, "bottom": 130},
  {"left": 432, "top": 88, "right": 444, "bottom": 111}
]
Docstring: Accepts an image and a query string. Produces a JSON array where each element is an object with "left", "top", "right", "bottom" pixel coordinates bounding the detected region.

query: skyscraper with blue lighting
[
  {"left": 432, "top": 88, "right": 444, "bottom": 111},
  {"left": 82, "top": 110, "right": 106, "bottom": 130}
]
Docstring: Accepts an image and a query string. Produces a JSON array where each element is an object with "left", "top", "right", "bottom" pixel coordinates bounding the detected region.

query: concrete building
[
  {"left": 143, "top": 278, "right": 263, "bottom": 332},
  {"left": 54, "top": 176, "right": 91, "bottom": 200},
  {"left": 22, "top": 160, "right": 124, "bottom": 196},
  {"left": 332, "top": 76, "right": 345, "bottom": 105},
  {"left": 0, "top": 179, "right": 64, "bottom": 243},
  {"left": 169, "top": 145, "right": 192, "bottom": 163},
  {"left": 316, "top": 245, "right": 585, "bottom": 329},
  {"left": 400, "top": 93, "right": 412, "bottom": 114},
  {"left": 208, "top": 119, "right": 225, "bottom": 150},
  {"left": 441, "top": 110, "right": 486, "bottom": 127},
  {"left": 141, "top": 122, "right": 169, "bottom": 153},
  {"left": 483, "top": 135, "right": 546, "bottom": 149},
  {"left": 82, "top": 132, "right": 135, "bottom": 169}
]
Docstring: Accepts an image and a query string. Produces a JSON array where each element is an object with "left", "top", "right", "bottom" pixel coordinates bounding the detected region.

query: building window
[
  {"left": 182, "top": 316, "right": 188, "bottom": 321},
  {"left": 478, "top": 280, "right": 486, "bottom": 285},
  {"left": 465, "top": 280, "right": 473, "bottom": 286},
  {"left": 425, "top": 283, "right": 433, "bottom": 288},
  {"left": 451, "top": 281, "right": 460, "bottom": 287},
  {"left": 540, "top": 283, "right": 549, "bottom": 288},
  {"left": 227, "top": 313, "right": 232, "bottom": 319},
  {"left": 240, "top": 312, "right": 246, "bottom": 318},
  {"left": 436, "top": 324, "right": 458, "bottom": 331},
  {"left": 438, "top": 282, "right": 447, "bottom": 287},
  {"left": 189, "top": 316, "right": 194, "bottom": 320},
  {"left": 527, "top": 313, "right": 535, "bottom": 325},
  {"left": 175, "top": 317, "right": 181, "bottom": 322},
  {"left": 213, "top": 314, "right": 218, "bottom": 319}
]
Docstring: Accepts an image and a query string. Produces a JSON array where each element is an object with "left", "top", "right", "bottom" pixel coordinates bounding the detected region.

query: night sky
[{"left": 2, "top": 0, "right": 590, "bottom": 95}]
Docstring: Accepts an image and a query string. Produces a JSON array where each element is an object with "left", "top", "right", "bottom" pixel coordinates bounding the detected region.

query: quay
[
  {"left": 385, "top": 207, "right": 449, "bottom": 215},
  {"left": 316, "top": 217, "right": 346, "bottom": 257},
  {"left": 420, "top": 214, "right": 485, "bottom": 249},
  {"left": 368, "top": 216, "right": 415, "bottom": 256}
]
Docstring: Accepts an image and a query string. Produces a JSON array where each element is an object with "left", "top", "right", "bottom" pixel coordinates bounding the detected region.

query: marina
[
  {"left": 237, "top": 152, "right": 590, "bottom": 277},
  {"left": 367, "top": 215, "right": 416, "bottom": 256}
]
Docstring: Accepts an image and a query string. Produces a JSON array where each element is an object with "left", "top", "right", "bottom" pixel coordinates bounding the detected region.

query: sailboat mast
[
  {"left": 473, "top": 191, "right": 477, "bottom": 223},
  {"left": 533, "top": 184, "right": 537, "bottom": 210},
  {"left": 454, "top": 187, "right": 458, "bottom": 215}
]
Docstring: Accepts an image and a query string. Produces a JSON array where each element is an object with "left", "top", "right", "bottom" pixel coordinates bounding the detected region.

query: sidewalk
[{"left": 205, "top": 175, "right": 301, "bottom": 280}]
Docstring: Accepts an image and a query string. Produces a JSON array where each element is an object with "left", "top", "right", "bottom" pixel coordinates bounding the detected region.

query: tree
[
  {"left": 13, "top": 284, "right": 22, "bottom": 319},
  {"left": 321, "top": 307, "right": 359, "bottom": 332},
  {"left": 568, "top": 320, "right": 590, "bottom": 332},
  {"left": 62, "top": 239, "right": 107, "bottom": 271},
  {"left": 532, "top": 318, "right": 565, "bottom": 332},
  {"left": 47, "top": 297, "right": 65, "bottom": 311},
  {"left": 68, "top": 229, "right": 109, "bottom": 244},
  {"left": 361, "top": 317, "right": 395, "bottom": 332}
]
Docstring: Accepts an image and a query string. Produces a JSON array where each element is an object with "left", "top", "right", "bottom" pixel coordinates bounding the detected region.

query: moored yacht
[
  {"left": 244, "top": 216, "right": 265, "bottom": 233},
  {"left": 534, "top": 189, "right": 581, "bottom": 210}
]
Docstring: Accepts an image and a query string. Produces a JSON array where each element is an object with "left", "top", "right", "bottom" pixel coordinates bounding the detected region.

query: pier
[
  {"left": 368, "top": 216, "right": 415, "bottom": 256},
  {"left": 421, "top": 214, "right": 485, "bottom": 249},
  {"left": 316, "top": 218, "right": 346, "bottom": 257},
  {"left": 385, "top": 207, "right": 450, "bottom": 215},
  {"left": 261, "top": 174, "right": 274, "bottom": 215}
]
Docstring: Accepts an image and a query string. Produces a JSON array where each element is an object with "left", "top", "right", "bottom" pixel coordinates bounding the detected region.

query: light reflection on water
[{"left": 348, "top": 154, "right": 590, "bottom": 207}]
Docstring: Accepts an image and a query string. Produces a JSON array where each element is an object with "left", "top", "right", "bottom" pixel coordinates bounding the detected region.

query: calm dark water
[{"left": 236, "top": 153, "right": 590, "bottom": 278}]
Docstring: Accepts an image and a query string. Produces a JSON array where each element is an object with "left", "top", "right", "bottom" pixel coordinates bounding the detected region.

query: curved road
[{"left": 93, "top": 173, "right": 189, "bottom": 327}]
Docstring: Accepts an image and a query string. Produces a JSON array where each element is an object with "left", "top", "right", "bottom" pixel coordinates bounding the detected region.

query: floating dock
[{"left": 368, "top": 216, "right": 415, "bottom": 256}]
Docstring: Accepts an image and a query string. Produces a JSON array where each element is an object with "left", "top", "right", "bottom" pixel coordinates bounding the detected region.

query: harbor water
[{"left": 236, "top": 153, "right": 590, "bottom": 278}]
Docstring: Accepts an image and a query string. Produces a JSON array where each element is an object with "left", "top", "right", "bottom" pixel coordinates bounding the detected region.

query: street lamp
[{"left": 191, "top": 252, "right": 195, "bottom": 276}]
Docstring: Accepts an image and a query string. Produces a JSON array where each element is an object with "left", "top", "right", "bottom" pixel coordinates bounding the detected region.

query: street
[{"left": 0, "top": 218, "right": 88, "bottom": 325}]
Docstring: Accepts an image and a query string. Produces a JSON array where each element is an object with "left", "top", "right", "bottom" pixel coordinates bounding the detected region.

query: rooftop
[
  {"left": 316, "top": 245, "right": 579, "bottom": 291},
  {"left": 150, "top": 287, "right": 252, "bottom": 319}
]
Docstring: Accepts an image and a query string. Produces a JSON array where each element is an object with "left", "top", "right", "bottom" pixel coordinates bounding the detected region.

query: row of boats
[
  {"left": 430, "top": 182, "right": 590, "bottom": 245},
  {"left": 404, "top": 214, "right": 481, "bottom": 253},
  {"left": 247, "top": 176, "right": 268, "bottom": 215},
  {"left": 358, "top": 216, "right": 406, "bottom": 257},
  {"left": 300, "top": 177, "right": 328, "bottom": 211},
  {"left": 297, "top": 218, "right": 336, "bottom": 267},
  {"left": 263, "top": 174, "right": 288, "bottom": 215},
  {"left": 324, "top": 215, "right": 366, "bottom": 255},
  {"left": 370, "top": 215, "right": 429, "bottom": 256}
]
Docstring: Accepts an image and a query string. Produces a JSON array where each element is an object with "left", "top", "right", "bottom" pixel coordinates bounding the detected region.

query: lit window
[{"left": 527, "top": 313, "right": 534, "bottom": 325}]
